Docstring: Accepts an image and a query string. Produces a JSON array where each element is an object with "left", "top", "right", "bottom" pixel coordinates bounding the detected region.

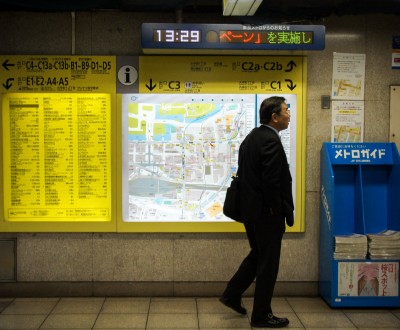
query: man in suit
[{"left": 220, "top": 96, "right": 294, "bottom": 328}]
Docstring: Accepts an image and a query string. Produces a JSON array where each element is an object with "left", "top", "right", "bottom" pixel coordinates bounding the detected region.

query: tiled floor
[{"left": 0, "top": 296, "right": 399, "bottom": 329}]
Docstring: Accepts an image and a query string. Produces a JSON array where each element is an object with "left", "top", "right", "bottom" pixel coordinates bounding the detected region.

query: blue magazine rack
[{"left": 319, "top": 142, "right": 400, "bottom": 307}]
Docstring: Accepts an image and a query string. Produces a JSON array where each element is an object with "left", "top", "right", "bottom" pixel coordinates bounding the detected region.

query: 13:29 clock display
[
  {"left": 142, "top": 23, "right": 325, "bottom": 51},
  {"left": 153, "top": 29, "right": 201, "bottom": 43}
]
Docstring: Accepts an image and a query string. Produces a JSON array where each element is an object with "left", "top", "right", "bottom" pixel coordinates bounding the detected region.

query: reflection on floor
[{"left": 0, "top": 296, "right": 399, "bottom": 329}]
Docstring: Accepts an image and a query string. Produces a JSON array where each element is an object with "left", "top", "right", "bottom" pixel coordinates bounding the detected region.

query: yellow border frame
[
  {"left": 0, "top": 55, "right": 306, "bottom": 233},
  {"left": 117, "top": 56, "right": 307, "bottom": 232},
  {"left": 0, "top": 93, "right": 117, "bottom": 232}
]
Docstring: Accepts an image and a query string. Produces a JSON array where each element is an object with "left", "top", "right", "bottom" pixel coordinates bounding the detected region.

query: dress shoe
[
  {"left": 219, "top": 296, "right": 247, "bottom": 315},
  {"left": 251, "top": 313, "right": 289, "bottom": 328}
]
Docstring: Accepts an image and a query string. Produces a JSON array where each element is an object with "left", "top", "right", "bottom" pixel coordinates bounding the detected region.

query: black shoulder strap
[{"left": 237, "top": 129, "right": 253, "bottom": 177}]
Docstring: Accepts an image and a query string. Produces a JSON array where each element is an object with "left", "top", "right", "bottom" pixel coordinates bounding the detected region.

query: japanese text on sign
[
  {"left": 334, "top": 148, "right": 386, "bottom": 161},
  {"left": 220, "top": 31, "right": 313, "bottom": 45},
  {"left": 2, "top": 93, "right": 112, "bottom": 221},
  {"left": 0, "top": 55, "right": 115, "bottom": 93},
  {"left": 380, "top": 263, "right": 396, "bottom": 296},
  {"left": 328, "top": 143, "right": 393, "bottom": 164}
]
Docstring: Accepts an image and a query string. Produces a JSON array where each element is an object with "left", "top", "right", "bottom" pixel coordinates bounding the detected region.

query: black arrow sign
[
  {"left": 2, "top": 59, "right": 15, "bottom": 71},
  {"left": 146, "top": 78, "right": 156, "bottom": 91},
  {"left": 285, "top": 79, "right": 296, "bottom": 91},
  {"left": 285, "top": 61, "right": 297, "bottom": 72},
  {"left": 2, "top": 78, "right": 14, "bottom": 90}
]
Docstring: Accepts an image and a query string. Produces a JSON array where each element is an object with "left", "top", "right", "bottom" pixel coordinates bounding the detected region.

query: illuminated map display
[
  {"left": 122, "top": 93, "right": 298, "bottom": 224},
  {"left": 122, "top": 94, "right": 256, "bottom": 222}
]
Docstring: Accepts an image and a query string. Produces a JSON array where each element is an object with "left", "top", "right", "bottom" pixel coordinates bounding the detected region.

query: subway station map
[
  {"left": 332, "top": 79, "right": 363, "bottom": 99},
  {"left": 122, "top": 94, "right": 256, "bottom": 222}
]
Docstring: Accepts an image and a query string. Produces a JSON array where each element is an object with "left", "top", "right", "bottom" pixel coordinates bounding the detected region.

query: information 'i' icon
[{"left": 118, "top": 65, "right": 138, "bottom": 85}]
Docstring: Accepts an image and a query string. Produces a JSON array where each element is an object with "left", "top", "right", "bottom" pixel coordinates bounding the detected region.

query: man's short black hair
[{"left": 259, "top": 96, "right": 286, "bottom": 125}]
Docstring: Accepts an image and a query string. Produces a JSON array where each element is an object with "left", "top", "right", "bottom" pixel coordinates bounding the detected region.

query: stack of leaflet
[
  {"left": 334, "top": 233, "right": 368, "bottom": 259},
  {"left": 367, "top": 230, "right": 400, "bottom": 259}
]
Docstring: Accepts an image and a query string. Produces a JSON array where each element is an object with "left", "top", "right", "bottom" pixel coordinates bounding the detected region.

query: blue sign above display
[
  {"left": 141, "top": 23, "right": 325, "bottom": 51},
  {"left": 325, "top": 143, "right": 394, "bottom": 165}
]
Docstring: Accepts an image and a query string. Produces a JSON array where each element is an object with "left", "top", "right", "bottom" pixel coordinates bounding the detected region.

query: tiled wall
[{"left": 0, "top": 11, "right": 399, "bottom": 296}]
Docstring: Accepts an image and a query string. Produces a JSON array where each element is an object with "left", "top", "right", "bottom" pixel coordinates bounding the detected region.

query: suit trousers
[{"left": 223, "top": 215, "right": 286, "bottom": 318}]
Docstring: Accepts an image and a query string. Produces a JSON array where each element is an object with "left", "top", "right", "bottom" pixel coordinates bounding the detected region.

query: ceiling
[{"left": 0, "top": 0, "right": 399, "bottom": 22}]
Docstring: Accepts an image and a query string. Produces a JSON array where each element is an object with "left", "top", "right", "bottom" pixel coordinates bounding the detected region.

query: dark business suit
[{"left": 223, "top": 125, "right": 294, "bottom": 319}]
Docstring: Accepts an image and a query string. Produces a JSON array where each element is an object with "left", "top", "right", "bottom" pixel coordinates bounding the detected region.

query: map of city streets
[{"left": 122, "top": 94, "right": 256, "bottom": 222}]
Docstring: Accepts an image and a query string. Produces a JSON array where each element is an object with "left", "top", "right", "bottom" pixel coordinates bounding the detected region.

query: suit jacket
[{"left": 237, "top": 125, "right": 294, "bottom": 224}]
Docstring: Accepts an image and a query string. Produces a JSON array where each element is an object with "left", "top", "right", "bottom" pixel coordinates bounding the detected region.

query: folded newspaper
[
  {"left": 334, "top": 233, "right": 368, "bottom": 259},
  {"left": 367, "top": 230, "right": 400, "bottom": 259}
]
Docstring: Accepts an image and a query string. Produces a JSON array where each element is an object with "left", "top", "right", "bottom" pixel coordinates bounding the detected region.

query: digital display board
[{"left": 142, "top": 23, "right": 325, "bottom": 51}]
